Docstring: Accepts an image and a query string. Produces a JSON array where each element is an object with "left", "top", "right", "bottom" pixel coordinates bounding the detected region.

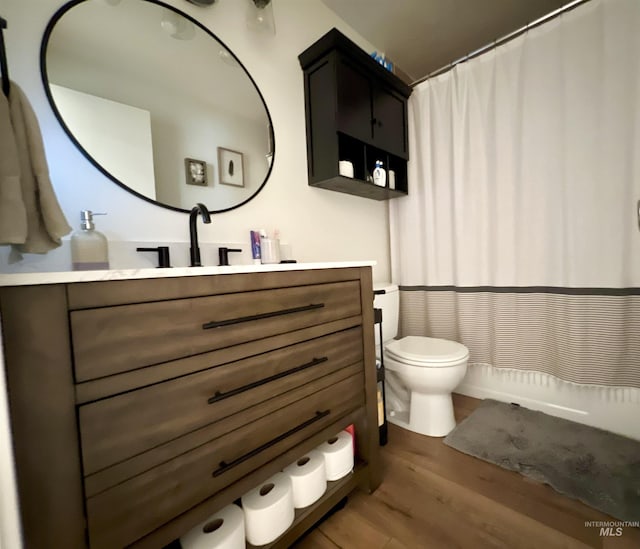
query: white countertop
[{"left": 0, "top": 261, "right": 376, "bottom": 287}]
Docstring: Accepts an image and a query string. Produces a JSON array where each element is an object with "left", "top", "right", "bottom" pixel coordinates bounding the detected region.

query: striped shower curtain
[{"left": 390, "top": 0, "right": 640, "bottom": 388}]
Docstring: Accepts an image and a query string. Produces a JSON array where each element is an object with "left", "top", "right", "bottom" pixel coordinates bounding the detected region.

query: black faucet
[
  {"left": 189, "top": 203, "right": 211, "bottom": 267},
  {"left": 218, "top": 247, "right": 242, "bottom": 266}
]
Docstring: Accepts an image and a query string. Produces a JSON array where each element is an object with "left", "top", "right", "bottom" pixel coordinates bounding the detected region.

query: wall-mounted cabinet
[{"left": 299, "top": 29, "right": 412, "bottom": 200}]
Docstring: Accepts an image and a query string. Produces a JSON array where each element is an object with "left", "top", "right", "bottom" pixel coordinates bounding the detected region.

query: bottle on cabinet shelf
[
  {"left": 373, "top": 160, "right": 386, "bottom": 187},
  {"left": 388, "top": 170, "right": 396, "bottom": 190}
]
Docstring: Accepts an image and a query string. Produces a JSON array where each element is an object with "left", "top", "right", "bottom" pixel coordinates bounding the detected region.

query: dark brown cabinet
[
  {"left": 0, "top": 267, "right": 381, "bottom": 549},
  {"left": 336, "top": 58, "right": 407, "bottom": 158},
  {"left": 299, "top": 28, "right": 412, "bottom": 200}
]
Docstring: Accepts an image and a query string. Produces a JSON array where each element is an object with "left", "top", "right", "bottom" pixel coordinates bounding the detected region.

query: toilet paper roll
[
  {"left": 339, "top": 160, "right": 354, "bottom": 178},
  {"left": 180, "top": 504, "right": 245, "bottom": 549},
  {"left": 283, "top": 450, "right": 327, "bottom": 508},
  {"left": 316, "top": 430, "right": 354, "bottom": 481},
  {"left": 241, "top": 472, "right": 294, "bottom": 545}
]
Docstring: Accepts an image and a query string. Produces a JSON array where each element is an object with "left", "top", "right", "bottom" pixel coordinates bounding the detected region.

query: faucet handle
[
  {"left": 137, "top": 246, "right": 171, "bottom": 268},
  {"left": 218, "top": 247, "right": 242, "bottom": 266}
]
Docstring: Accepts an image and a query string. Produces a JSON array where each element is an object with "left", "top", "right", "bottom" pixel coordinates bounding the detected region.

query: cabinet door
[
  {"left": 372, "top": 85, "right": 407, "bottom": 158},
  {"left": 336, "top": 58, "right": 373, "bottom": 144}
]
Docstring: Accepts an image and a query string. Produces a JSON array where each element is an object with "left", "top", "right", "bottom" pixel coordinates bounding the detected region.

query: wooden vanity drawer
[
  {"left": 85, "top": 373, "right": 363, "bottom": 549},
  {"left": 79, "top": 327, "right": 363, "bottom": 475},
  {"left": 70, "top": 280, "right": 361, "bottom": 382}
]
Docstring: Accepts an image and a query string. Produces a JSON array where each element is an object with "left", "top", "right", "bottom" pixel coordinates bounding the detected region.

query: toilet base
[{"left": 387, "top": 392, "right": 456, "bottom": 438}]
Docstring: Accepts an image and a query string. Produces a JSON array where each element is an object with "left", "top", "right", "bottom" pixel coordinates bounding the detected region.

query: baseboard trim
[{"left": 456, "top": 363, "right": 640, "bottom": 440}]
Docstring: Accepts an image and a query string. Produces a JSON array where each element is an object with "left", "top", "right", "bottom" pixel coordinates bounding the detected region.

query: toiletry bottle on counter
[
  {"left": 373, "top": 160, "right": 386, "bottom": 187},
  {"left": 250, "top": 230, "right": 262, "bottom": 264},
  {"left": 260, "top": 229, "right": 281, "bottom": 264},
  {"left": 71, "top": 210, "right": 109, "bottom": 270}
]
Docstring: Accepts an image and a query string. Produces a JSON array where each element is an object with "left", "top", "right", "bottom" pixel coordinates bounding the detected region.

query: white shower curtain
[{"left": 390, "top": 0, "right": 640, "bottom": 388}]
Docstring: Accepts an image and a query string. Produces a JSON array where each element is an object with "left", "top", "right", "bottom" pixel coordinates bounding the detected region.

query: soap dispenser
[
  {"left": 373, "top": 160, "right": 386, "bottom": 187},
  {"left": 71, "top": 210, "right": 110, "bottom": 270}
]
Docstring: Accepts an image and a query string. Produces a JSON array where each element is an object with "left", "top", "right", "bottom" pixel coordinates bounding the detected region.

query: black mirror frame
[{"left": 40, "top": 0, "right": 275, "bottom": 215}]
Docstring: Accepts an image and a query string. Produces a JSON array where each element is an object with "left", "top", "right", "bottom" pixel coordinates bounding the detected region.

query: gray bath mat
[{"left": 444, "top": 399, "right": 640, "bottom": 521}]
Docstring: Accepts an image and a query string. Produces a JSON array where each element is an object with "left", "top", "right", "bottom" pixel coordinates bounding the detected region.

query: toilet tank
[{"left": 373, "top": 283, "right": 399, "bottom": 346}]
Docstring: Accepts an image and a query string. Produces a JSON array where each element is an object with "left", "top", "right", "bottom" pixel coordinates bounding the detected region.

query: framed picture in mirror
[
  {"left": 218, "top": 147, "right": 244, "bottom": 187},
  {"left": 185, "top": 158, "right": 208, "bottom": 186}
]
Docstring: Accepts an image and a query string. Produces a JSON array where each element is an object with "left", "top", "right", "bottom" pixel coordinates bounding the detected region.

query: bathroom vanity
[{"left": 0, "top": 262, "right": 380, "bottom": 548}]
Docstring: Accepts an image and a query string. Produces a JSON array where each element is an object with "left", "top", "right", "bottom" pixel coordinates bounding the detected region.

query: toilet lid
[{"left": 385, "top": 336, "right": 469, "bottom": 367}]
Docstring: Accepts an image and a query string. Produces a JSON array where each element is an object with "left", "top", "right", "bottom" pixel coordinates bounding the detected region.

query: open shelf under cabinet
[{"left": 247, "top": 462, "right": 367, "bottom": 548}]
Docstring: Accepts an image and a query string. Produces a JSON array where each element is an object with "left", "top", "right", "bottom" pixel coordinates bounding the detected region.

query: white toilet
[{"left": 374, "top": 284, "right": 469, "bottom": 437}]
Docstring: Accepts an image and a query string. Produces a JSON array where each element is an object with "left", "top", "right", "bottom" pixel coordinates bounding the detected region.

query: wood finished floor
[{"left": 295, "top": 394, "right": 640, "bottom": 549}]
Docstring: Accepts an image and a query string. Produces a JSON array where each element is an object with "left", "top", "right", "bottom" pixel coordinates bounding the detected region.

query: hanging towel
[
  {"left": 0, "top": 82, "right": 71, "bottom": 253},
  {"left": 0, "top": 82, "right": 27, "bottom": 244}
]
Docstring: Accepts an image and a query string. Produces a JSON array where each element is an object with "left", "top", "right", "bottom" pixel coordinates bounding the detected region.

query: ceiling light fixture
[
  {"left": 161, "top": 10, "right": 196, "bottom": 40},
  {"left": 246, "top": 0, "right": 276, "bottom": 35},
  {"left": 219, "top": 48, "right": 240, "bottom": 68}
]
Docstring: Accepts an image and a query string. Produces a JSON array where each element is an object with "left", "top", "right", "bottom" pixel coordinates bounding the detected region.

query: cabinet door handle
[
  {"left": 207, "top": 356, "right": 328, "bottom": 404},
  {"left": 202, "top": 303, "right": 325, "bottom": 330},
  {"left": 212, "top": 410, "right": 331, "bottom": 477}
]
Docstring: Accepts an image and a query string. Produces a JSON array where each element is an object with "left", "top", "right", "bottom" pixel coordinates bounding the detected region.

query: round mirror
[{"left": 41, "top": 0, "right": 274, "bottom": 213}]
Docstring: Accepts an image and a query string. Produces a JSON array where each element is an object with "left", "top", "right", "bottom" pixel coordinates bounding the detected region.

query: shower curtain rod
[{"left": 411, "top": 0, "right": 591, "bottom": 87}]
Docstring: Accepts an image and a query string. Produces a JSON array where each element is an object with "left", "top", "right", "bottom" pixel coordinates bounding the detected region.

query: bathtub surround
[
  {"left": 391, "top": 0, "right": 640, "bottom": 425},
  {"left": 444, "top": 399, "right": 640, "bottom": 523},
  {"left": 458, "top": 363, "right": 640, "bottom": 442}
]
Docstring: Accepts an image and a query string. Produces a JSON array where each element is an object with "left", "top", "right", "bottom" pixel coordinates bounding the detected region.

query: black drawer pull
[
  {"left": 207, "top": 356, "right": 328, "bottom": 405},
  {"left": 202, "top": 303, "right": 325, "bottom": 330},
  {"left": 212, "top": 409, "right": 331, "bottom": 477}
]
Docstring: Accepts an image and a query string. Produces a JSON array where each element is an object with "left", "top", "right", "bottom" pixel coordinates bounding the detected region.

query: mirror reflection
[{"left": 42, "top": 0, "right": 274, "bottom": 213}]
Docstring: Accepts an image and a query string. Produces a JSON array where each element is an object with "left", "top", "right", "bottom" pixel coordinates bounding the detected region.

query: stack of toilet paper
[
  {"left": 180, "top": 504, "right": 245, "bottom": 549},
  {"left": 180, "top": 429, "right": 355, "bottom": 547},
  {"left": 242, "top": 472, "right": 295, "bottom": 545},
  {"left": 315, "top": 430, "right": 354, "bottom": 481},
  {"left": 283, "top": 450, "right": 327, "bottom": 509}
]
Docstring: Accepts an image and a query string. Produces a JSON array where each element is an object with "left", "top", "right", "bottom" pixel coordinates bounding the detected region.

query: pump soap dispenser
[
  {"left": 373, "top": 160, "right": 386, "bottom": 187},
  {"left": 71, "top": 210, "right": 109, "bottom": 270}
]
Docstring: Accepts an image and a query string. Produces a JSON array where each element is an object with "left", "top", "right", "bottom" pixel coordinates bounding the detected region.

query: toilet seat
[{"left": 385, "top": 336, "right": 469, "bottom": 368}]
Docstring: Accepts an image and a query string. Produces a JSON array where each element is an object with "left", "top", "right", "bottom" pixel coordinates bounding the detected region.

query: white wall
[
  {"left": 151, "top": 95, "right": 267, "bottom": 210},
  {"left": 49, "top": 84, "right": 157, "bottom": 200},
  {"left": 0, "top": 0, "right": 392, "bottom": 281}
]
